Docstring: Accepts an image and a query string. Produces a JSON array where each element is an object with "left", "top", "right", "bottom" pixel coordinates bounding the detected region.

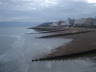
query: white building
[
  {"left": 51, "top": 21, "right": 66, "bottom": 26},
  {"left": 51, "top": 22, "right": 58, "bottom": 26}
]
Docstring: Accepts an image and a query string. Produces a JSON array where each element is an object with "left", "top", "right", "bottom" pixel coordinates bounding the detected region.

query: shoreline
[{"left": 32, "top": 30, "right": 96, "bottom": 61}]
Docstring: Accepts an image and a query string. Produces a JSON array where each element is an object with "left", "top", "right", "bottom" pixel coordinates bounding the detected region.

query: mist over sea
[{"left": 0, "top": 23, "right": 96, "bottom": 72}]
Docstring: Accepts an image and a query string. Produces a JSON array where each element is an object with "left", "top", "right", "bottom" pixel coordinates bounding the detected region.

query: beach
[{"left": 32, "top": 29, "right": 96, "bottom": 61}]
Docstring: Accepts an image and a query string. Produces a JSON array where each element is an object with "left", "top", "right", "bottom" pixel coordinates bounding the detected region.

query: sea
[{"left": 0, "top": 24, "right": 96, "bottom": 72}]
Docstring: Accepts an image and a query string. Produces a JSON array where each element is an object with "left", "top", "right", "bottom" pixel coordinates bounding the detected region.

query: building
[
  {"left": 74, "top": 17, "right": 95, "bottom": 27},
  {"left": 51, "top": 21, "right": 66, "bottom": 26}
]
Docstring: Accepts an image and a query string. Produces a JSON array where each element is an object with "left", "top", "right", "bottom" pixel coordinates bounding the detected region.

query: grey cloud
[{"left": 0, "top": 0, "right": 96, "bottom": 22}]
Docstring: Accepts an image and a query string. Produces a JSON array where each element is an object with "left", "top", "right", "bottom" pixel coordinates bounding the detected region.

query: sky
[{"left": 0, "top": 0, "right": 96, "bottom": 22}]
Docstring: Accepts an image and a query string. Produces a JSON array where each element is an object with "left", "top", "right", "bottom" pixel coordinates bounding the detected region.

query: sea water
[{"left": 0, "top": 27, "right": 96, "bottom": 72}]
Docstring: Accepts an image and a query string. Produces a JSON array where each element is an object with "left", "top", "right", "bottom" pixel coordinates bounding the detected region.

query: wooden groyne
[
  {"left": 39, "top": 30, "right": 92, "bottom": 38},
  {"left": 32, "top": 49, "right": 96, "bottom": 62},
  {"left": 36, "top": 27, "right": 95, "bottom": 38}
]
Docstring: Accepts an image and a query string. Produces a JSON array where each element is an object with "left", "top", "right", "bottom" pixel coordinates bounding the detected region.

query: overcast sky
[{"left": 0, "top": 0, "right": 96, "bottom": 22}]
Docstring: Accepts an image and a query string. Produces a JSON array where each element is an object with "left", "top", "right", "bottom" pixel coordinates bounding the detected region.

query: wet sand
[{"left": 32, "top": 29, "right": 96, "bottom": 61}]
